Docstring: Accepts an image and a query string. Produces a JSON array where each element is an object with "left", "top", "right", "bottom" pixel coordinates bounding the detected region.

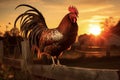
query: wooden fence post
[
  {"left": 0, "top": 41, "right": 3, "bottom": 63},
  {"left": 21, "top": 40, "right": 33, "bottom": 71}
]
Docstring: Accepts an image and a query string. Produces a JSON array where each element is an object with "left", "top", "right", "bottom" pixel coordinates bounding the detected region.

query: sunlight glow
[{"left": 88, "top": 24, "right": 102, "bottom": 36}]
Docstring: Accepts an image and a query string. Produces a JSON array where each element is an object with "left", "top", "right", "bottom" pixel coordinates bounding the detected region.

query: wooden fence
[{"left": 0, "top": 40, "right": 120, "bottom": 80}]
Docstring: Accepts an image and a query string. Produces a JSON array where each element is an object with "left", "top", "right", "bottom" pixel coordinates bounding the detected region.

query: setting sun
[{"left": 88, "top": 24, "right": 102, "bottom": 36}]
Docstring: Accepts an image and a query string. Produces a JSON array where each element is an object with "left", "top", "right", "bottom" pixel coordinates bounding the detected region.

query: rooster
[{"left": 14, "top": 4, "right": 79, "bottom": 65}]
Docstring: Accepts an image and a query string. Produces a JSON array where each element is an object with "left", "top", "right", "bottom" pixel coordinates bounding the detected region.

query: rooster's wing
[{"left": 39, "top": 29, "right": 63, "bottom": 52}]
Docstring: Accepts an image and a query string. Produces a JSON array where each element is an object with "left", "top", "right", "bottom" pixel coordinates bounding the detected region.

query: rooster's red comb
[{"left": 68, "top": 6, "right": 78, "bottom": 15}]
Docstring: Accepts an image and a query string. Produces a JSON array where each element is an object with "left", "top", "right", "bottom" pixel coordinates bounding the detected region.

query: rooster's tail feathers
[{"left": 14, "top": 4, "right": 47, "bottom": 38}]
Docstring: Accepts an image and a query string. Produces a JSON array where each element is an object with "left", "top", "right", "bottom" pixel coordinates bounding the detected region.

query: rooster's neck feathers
[{"left": 57, "top": 13, "right": 78, "bottom": 34}]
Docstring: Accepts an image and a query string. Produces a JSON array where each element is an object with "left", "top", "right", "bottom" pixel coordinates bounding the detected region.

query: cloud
[
  {"left": 23, "top": 0, "right": 120, "bottom": 6},
  {"left": 0, "top": 0, "right": 19, "bottom": 9},
  {"left": 80, "top": 4, "right": 114, "bottom": 13},
  {"left": 79, "top": 15, "right": 109, "bottom": 24},
  {"left": 25, "top": 0, "right": 40, "bottom": 3},
  {"left": 41, "top": 0, "right": 65, "bottom": 4},
  {"left": 0, "top": 0, "right": 12, "bottom": 3}
]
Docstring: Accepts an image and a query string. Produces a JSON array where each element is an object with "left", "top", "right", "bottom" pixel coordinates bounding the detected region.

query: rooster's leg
[
  {"left": 56, "top": 57, "right": 66, "bottom": 67},
  {"left": 57, "top": 59, "right": 61, "bottom": 65},
  {"left": 51, "top": 56, "right": 55, "bottom": 65}
]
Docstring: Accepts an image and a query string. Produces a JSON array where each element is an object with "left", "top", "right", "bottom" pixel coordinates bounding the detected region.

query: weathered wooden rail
[
  {"left": 29, "top": 65, "right": 120, "bottom": 80},
  {"left": 3, "top": 57, "right": 21, "bottom": 69},
  {"left": 0, "top": 40, "right": 120, "bottom": 80}
]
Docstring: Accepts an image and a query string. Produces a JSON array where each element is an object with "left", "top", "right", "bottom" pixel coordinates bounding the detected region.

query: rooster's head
[{"left": 68, "top": 6, "right": 79, "bottom": 23}]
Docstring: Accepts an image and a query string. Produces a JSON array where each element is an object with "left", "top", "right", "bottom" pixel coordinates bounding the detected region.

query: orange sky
[{"left": 0, "top": 0, "right": 120, "bottom": 35}]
